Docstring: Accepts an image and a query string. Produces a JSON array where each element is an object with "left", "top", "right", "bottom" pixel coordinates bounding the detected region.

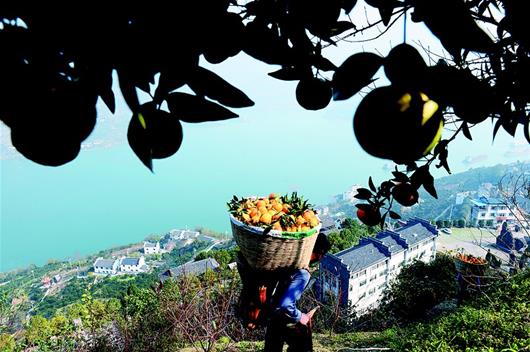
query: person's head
[{"left": 310, "top": 233, "right": 331, "bottom": 264}]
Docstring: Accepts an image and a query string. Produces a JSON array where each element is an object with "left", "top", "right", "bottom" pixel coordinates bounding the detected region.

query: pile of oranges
[
  {"left": 227, "top": 192, "right": 320, "bottom": 233},
  {"left": 455, "top": 252, "right": 487, "bottom": 265}
]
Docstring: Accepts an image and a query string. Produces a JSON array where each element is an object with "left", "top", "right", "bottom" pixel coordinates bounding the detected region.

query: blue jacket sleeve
[{"left": 277, "top": 269, "right": 310, "bottom": 323}]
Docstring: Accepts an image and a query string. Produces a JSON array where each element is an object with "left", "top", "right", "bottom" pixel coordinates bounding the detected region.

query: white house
[
  {"left": 93, "top": 258, "right": 119, "bottom": 275},
  {"left": 119, "top": 256, "right": 146, "bottom": 273},
  {"left": 143, "top": 241, "right": 160, "bottom": 254},
  {"left": 318, "top": 218, "right": 438, "bottom": 315},
  {"left": 470, "top": 197, "right": 520, "bottom": 227}
]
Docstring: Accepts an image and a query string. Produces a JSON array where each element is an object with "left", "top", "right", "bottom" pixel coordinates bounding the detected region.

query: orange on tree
[
  {"left": 356, "top": 204, "right": 381, "bottom": 226},
  {"left": 392, "top": 183, "right": 419, "bottom": 207},
  {"left": 353, "top": 86, "right": 443, "bottom": 164}
]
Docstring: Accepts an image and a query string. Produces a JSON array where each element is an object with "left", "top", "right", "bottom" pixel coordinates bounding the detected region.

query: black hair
[{"left": 313, "top": 232, "right": 331, "bottom": 256}]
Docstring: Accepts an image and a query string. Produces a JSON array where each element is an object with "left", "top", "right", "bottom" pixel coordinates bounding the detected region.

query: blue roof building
[{"left": 317, "top": 218, "right": 438, "bottom": 314}]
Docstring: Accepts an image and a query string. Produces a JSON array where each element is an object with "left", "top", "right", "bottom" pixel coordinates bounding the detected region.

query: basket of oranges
[
  {"left": 227, "top": 192, "right": 322, "bottom": 271},
  {"left": 453, "top": 252, "right": 488, "bottom": 277}
]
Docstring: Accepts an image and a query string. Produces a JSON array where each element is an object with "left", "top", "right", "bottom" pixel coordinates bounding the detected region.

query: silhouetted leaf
[
  {"left": 329, "top": 21, "right": 355, "bottom": 36},
  {"left": 356, "top": 203, "right": 373, "bottom": 211},
  {"left": 341, "top": 0, "right": 357, "bottom": 13},
  {"left": 414, "top": 0, "right": 495, "bottom": 54},
  {"left": 365, "top": 0, "right": 400, "bottom": 26},
  {"left": 354, "top": 188, "right": 373, "bottom": 200},
  {"left": 406, "top": 162, "right": 417, "bottom": 172},
  {"left": 155, "top": 69, "right": 186, "bottom": 104},
  {"left": 268, "top": 66, "right": 312, "bottom": 81},
  {"left": 492, "top": 117, "right": 503, "bottom": 142},
  {"left": 166, "top": 92, "right": 238, "bottom": 123},
  {"left": 313, "top": 56, "right": 337, "bottom": 72},
  {"left": 501, "top": 112, "right": 518, "bottom": 137},
  {"left": 187, "top": 67, "right": 254, "bottom": 108},
  {"left": 433, "top": 139, "right": 449, "bottom": 157},
  {"left": 332, "top": 52, "right": 383, "bottom": 101},
  {"left": 392, "top": 171, "right": 409, "bottom": 183},
  {"left": 380, "top": 212, "right": 387, "bottom": 228},
  {"left": 100, "top": 88, "right": 115, "bottom": 114},
  {"left": 462, "top": 122, "right": 473, "bottom": 140},
  {"left": 435, "top": 148, "right": 451, "bottom": 174},
  {"left": 422, "top": 169, "right": 438, "bottom": 199},
  {"left": 243, "top": 20, "right": 295, "bottom": 65},
  {"left": 369, "top": 176, "right": 377, "bottom": 192},
  {"left": 118, "top": 70, "right": 140, "bottom": 112},
  {"left": 389, "top": 210, "right": 401, "bottom": 220}
]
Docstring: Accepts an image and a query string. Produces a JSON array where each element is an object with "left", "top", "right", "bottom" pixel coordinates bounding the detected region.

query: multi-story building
[
  {"left": 93, "top": 257, "right": 119, "bottom": 275},
  {"left": 470, "top": 196, "right": 518, "bottom": 226},
  {"left": 317, "top": 218, "right": 438, "bottom": 315}
]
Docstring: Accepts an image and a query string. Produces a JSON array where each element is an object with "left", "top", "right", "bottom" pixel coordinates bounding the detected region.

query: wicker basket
[
  {"left": 229, "top": 215, "right": 321, "bottom": 271},
  {"left": 453, "top": 256, "right": 487, "bottom": 277}
]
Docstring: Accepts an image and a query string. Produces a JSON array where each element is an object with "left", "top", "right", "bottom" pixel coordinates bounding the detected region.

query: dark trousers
[{"left": 264, "top": 316, "right": 312, "bottom": 352}]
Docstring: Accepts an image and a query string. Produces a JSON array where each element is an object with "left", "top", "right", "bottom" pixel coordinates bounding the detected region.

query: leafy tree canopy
[{"left": 1, "top": 0, "right": 528, "bottom": 224}]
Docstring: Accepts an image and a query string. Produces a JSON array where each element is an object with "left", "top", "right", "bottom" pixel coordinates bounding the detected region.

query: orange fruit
[
  {"left": 256, "top": 200, "right": 266, "bottom": 208},
  {"left": 296, "top": 216, "right": 306, "bottom": 225},
  {"left": 273, "top": 203, "right": 283, "bottom": 212},
  {"left": 260, "top": 213, "right": 272, "bottom": 224},
  {"left": 303, "top": 210, "right": 315, "bottom": 221},
  {"left": 273, "top": 222, "right": 282, "bottom": 231},
  {"left": 310, "top": 217, "right": 319, "bottom": 227},
  {"left": 392, "top": 183, "right": 419, "bottom": 206}
]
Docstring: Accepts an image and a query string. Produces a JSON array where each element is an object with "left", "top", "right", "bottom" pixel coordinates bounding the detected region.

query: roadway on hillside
[{"left": 436, "top": 227, "right": 510, "bottom": 263}]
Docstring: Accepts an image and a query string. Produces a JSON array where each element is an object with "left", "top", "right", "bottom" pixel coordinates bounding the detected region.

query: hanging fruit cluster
[{"left": 227, "top": 192, "right": 320, "bottom": 233}]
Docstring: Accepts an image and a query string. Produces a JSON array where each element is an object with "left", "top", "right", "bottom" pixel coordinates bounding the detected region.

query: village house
[
  {"left": 119, "top": 256, "right": 147, "bottom": 273},
  {"left": 317, "top": 218, "right": 438, "bottom": 315},
  {"left": 470, "top": 196, "right": 524, "bottom": 227},
  {"left": 143, "top": 241, "right": 161, "bottom": 254},
  {"left": 93, "top": 257, "right": 119, "bottom": 275},
  {"left": 159, "top": 257, "right": 220, "bottom": 283}
]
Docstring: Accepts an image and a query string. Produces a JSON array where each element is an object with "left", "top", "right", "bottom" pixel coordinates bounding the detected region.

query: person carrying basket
[{"left": 237, "top": 232, "right": 331, "bottom": 352}]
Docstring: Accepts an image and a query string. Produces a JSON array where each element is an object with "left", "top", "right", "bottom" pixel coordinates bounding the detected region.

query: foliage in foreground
[{"left": 1, "top": 257, "right": 529, "bottom": 352}]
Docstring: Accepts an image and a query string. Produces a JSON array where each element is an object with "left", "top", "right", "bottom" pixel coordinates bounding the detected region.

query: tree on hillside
[
  {"left": 375, "top": 254, "right": 458, "bottom": 325},
  {"left": 327, "top": 217, "right": 375, "bottom": 253},
  {"left": 498, "top": 169, "right": 530, "bottom": 233},
  {"left": 1, "top": 0, "right": 528, "bottom": 226}
]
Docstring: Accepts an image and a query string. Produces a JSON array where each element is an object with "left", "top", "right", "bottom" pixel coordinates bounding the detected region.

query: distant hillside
[
  {"left": 329, "top": 161, "right": 530, "bottom": 223},
  {"left": 405, "top": 161, "right": 530, "bottom": 222}
]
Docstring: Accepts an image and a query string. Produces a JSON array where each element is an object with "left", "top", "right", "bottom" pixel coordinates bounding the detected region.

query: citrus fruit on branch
[
  {"left": 353, "top": 86, "right": 444, "bottom": 164},
  {"left": 356, "top": 203, "right": 382, "bottom": 226},
  {"left": 296, "top": 77, "right": 332, "bottom": 110},
  {"left": 392, "top": 182, "right": 419, "bottom": 207}
]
